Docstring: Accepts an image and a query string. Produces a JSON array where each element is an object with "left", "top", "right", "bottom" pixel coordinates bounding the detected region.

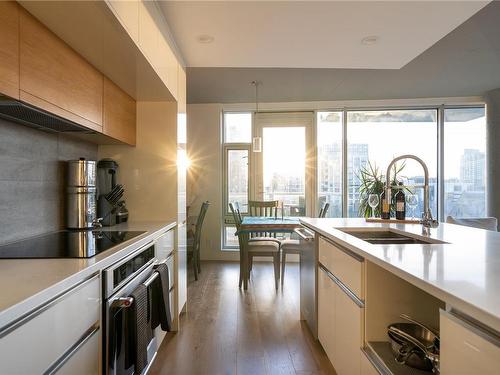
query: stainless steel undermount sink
[{"left": 337, "top": 229, "right": 446, "bottom": 245}]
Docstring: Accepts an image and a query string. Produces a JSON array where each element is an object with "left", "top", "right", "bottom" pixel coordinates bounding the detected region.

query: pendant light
[{"left": 251, "top": 80, "right": 262, "bottom": 153}]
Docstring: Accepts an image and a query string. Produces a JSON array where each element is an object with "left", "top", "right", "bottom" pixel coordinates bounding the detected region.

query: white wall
[
  {"left": 99, "top": 101, "right": 178, "bottom": 223},
  {"left": 187, "top": 104, "right": 240, "bottom": 261}
]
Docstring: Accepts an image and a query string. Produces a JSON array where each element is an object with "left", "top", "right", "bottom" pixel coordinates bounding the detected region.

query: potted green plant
[{"left": 357, "top": 161, "right": 406, "bottom": 218}]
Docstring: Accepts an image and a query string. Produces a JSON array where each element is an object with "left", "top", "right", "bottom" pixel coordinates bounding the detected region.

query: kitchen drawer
[
  {"left": 155, "top": 288, "right": 176, "bottom": 343},
  {"left": 54, "top": 327, "right": 100, "bottom": 375},
  {"left": 0, "top": 275, "right": 100, "bottom": 374},
  {"left": 166, "top": 251, "right": 175, "bottom": 288},
  {"left": 319, "top": 236, "right": 364, "bottom": 299},
  {"left": 440, "top": 309, "right": 500, "bottom": 375},
  {"left": 318, "top": 265, "right": 336, "bottom": 366},
  {"left": 360, "top": 350, "right": 379, "bottom": 375},
  {"left": 156, "top": 229, "right": 174, "bottom": 260}
]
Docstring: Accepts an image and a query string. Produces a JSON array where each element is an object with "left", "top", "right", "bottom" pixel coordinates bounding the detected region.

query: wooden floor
[{"left": 150, "top": 261, "right": 336, "bottom": 375}]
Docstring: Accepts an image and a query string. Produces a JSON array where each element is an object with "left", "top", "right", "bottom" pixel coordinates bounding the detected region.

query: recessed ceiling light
[
  {"left": 197, "top": 34, "right": 214, "bottom": 44},
  {"left": 361, "top": 35, "right": 379, "bottom": 45}
]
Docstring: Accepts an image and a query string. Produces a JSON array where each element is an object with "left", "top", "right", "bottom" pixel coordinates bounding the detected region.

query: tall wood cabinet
[
  {"left": 19, "top": 8, "right": 104, "bottom": 132},
  {"left": 0, "top": 1, "right": 20, "bottom": 99},
  {"left": 103, "top": 77, "right": 136, "bottom": 146}
]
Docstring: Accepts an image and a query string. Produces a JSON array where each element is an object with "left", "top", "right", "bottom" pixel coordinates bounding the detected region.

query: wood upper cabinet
[
  {"left": 103, "top": 77, "right": 136, "bottom": 145},
  {"left": 19, "top": 8, "right": 103, "bottom": 131},
  {"left": 0, "top": 1, "right": 20, "bottom": 99}
]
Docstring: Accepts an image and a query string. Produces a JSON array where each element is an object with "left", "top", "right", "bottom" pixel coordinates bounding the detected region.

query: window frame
[
  {"left": 219, "top": 105, "right": 486, "bottom": 251},
  {"left": 440, "top": 105, "right": 487, "bottom": 219},
  {"left": 221, "top": 111, "right": 253, "bottom": 250}
]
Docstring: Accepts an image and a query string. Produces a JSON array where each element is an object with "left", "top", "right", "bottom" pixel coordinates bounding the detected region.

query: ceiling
[
  {"left": 185, "top": 1, "right": 500, "bottom": 104},
  {"left": 158, "top": 1, "right": 488, "bottom": 69}
]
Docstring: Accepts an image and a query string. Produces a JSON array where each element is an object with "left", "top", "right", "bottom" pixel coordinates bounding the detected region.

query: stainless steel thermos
[{"left": 66, "top": 158, "right": 97, "bottom": 229}]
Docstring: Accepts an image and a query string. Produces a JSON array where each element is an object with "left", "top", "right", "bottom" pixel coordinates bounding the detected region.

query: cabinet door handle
[
  {"left": 44, "top": 322, "right": 99, "bottom": 375},
  {"left": 463, "top": 340, "right": 481, "bottom": 353},
  {"left": 319, "top": 263, "right": 364, "bottom": 308}
]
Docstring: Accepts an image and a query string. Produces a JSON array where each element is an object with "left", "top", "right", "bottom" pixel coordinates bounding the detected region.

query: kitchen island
[{"left": 300, "top": 218, "right": 500, "bottom": 375}]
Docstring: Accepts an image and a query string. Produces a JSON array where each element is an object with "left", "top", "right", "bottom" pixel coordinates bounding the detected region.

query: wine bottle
[
  {"left": 395, "top": 182, "right": 406, "bottom": 220},
  {"left": 380, "top": 190, "right": 390, "bottom": 219}
]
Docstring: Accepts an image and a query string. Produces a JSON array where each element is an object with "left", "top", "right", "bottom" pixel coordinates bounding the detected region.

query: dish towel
[
  {"left": 129, "top": 283, "right": 153, "bottom": 374},
  {"left": 151, "top": 263, "right": 173, "bottom": 331}
]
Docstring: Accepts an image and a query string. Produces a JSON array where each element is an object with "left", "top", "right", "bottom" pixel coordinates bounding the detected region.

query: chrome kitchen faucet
[{"left": 385, "top": 155, "right": 439, "bottom": 235}]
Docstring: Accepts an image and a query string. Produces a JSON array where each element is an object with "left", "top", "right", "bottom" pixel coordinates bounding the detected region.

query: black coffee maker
[{"left": 97, "top": 159, "right": 128, "bottom": 226}]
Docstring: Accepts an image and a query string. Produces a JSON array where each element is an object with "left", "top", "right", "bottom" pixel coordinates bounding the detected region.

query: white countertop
[
  {"left": 0, "top": 221, "right": 176, "bottom": 329},
  {"left": 300, "top": 218, "right": 500, "bottom": 332}
]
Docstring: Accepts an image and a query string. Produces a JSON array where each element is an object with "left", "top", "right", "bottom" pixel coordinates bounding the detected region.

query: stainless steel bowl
[
  {"left": 387, "top": 319, "right": 440, "bottom": 373},
  {"left": 388, "top": 325, "right": 434, "bottom": 371}
]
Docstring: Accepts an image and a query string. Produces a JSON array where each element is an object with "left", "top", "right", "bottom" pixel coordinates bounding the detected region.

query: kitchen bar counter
[
  {"left": 0, "top": 221, "right": 176, "bottom": 329},
  {"left": 300, "top": 218, "right": 500, "bottom": 332}
]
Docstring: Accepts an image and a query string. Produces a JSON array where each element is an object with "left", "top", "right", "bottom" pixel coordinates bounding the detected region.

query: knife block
[{"left": 98, "top": 195, "right": 116, "bottom": 227}]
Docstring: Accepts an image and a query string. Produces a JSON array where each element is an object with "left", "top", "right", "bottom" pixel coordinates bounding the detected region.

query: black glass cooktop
[{"left": 0, "top": 230, "right": 145, "bottom": 259}]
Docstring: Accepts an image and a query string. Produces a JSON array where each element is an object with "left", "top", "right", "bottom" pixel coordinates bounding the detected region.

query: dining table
[{"left": 238, "top": 216, "right": 302, "bottom": 289}]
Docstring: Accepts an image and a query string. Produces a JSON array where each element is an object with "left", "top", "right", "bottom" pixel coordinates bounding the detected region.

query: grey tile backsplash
[{"left": 0, "top": 119, "right": 97, "bottom": 244}]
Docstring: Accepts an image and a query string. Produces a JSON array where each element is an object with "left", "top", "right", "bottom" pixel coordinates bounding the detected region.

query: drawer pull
[
  {"left": 463, "top": 340, "right": 481, "bottom": 353},
  {"left": 43, "top": 322, "right": 99, "bottom": 375},
  {"left": 319, "top": 263, "right": 364, "bottom": 308}
]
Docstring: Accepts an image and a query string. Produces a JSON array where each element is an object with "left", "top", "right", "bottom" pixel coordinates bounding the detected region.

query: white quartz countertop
[
  {"left": 0, "top": 221, "right": 176, "bottom": 329},
  {"left": 300, "top": 218, "right": 500, "bottom": 332}
]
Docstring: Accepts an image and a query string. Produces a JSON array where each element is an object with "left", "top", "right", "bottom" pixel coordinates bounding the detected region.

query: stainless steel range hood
[{"left": 0, "top": 95, "right": 95, "bottom": 133}]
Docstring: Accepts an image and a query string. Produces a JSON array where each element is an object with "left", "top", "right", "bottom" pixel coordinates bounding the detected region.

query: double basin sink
[{"left": 338, "top": 229, "right": 447, "bottom": 245}]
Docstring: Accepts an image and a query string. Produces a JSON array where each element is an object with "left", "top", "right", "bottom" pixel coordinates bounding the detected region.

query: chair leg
[
  {"left": 273, "top": 253, "right": 280, "bottom": 290},
  {"left": 193, "top": 249, "right": 198, "bottom": 281},
  {"left": 281, "top": 251, "right": 286, "bottom": 287},
  {"left": 197, "top": 249, "right": 201, "bottom": 274}
]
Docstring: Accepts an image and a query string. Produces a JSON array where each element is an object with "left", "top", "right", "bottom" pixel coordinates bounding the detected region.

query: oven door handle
[{"left": 110, "top": 259, "right": 169, "bottom": 309}]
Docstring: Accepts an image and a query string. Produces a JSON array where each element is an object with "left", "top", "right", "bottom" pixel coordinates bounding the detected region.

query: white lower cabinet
[
  {"left": 318, "top": 265, "right": 363, "bottom": 375},
  {"left": 318, "top": 266, "right": 336, "bottom": 364},
  {"left": 360, "top": 350, "right": 378, "bottom": 375},
  {"left": 440, "top": 309, "right": 500, "bottom": 375},
  {"left": 56, "top": 328, "right": 100, "bottom": 375},
  {"left": 334, "top": 281, "right": 362, "bottom": 375},
  {"left": 0, "top": 275, "right": 100, "bottom": 374}
]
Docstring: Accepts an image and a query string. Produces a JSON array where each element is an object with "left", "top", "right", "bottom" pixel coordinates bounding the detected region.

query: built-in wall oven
[{"left": 102, "top": 241, "right": 173, "bottom": 375}]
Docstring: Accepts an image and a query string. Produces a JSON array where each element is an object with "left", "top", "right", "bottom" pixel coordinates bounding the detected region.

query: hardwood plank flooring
[{"left": 150, "top": 261, "right": 336, "bottom": 375}]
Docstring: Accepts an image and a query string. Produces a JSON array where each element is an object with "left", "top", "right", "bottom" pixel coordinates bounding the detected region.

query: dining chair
[
  {"left": 247, "top": 200, "right": 280, "bottom": 238},
  {"left": 229, "top": 202, "right": 281, "bottom": 289},
  {"left": 187, "top": 201, "right": 210, "bottom": 280},
  {"left": 446, "top": 216, "right": 498, "bottom": 231},
  {"left": 280, "top": 202, "right": 330, "bottom": 286}
]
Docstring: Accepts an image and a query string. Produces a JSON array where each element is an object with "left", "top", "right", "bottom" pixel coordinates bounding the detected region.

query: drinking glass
[
  {"left": 368, "top": 194, "right": 380, "bottom": 219},
  {"left": 406, "top": 194, "right": 418, "bottom": 219}
]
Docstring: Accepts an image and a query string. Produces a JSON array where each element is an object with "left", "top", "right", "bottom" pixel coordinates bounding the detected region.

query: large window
[
  {"left": 317, "top": 112, "right": 343, "bottom": 217},
  {"left": 224, "top": 112, "right": 252, "bottom": 143},
  {"left": 222, "top": 113, "right": 252, "bottom": 249},
  {"left": 346, "top": 109, "right": 438, "bottom": 217},
  {"left": 222, "top": 106, "right": 487, "bottom": 251},
  {"left": 443, "top": 108, "right": 486, "bottom": 218},
  {"left": 262, "top": 126, "right": 306, "bottom": 216}
]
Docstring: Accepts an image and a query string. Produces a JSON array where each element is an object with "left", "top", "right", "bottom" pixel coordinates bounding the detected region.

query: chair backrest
[
  {"left": 446, "top": 216, "right": 498, "bottom": 231},
  {"left": 229, "top": 202, "right": 242, "bottom": 229},
  {"left": 193, "top": 201, "right": 210, "bottom": 249},
  {"left": 319, "top": 202, "right": 330, "bottom": 218},
  {"left": 248, "top": 200, "right": 279, "bottom": 218},
  {"left": 247, "top": 200, "right": 279, "bottom": 238},
  {"left": 229, "top": 202, "right": 248, "bottom": 257}
]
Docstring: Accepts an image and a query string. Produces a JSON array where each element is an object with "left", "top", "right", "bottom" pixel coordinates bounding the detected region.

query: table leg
[{"left": 243, "top": 234, "right": 249, "bottom": 290}]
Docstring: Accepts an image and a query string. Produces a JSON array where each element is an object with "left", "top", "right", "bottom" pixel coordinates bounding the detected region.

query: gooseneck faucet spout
[{"left": 385, "top": 155, "right": 439, "bottom": 235}]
